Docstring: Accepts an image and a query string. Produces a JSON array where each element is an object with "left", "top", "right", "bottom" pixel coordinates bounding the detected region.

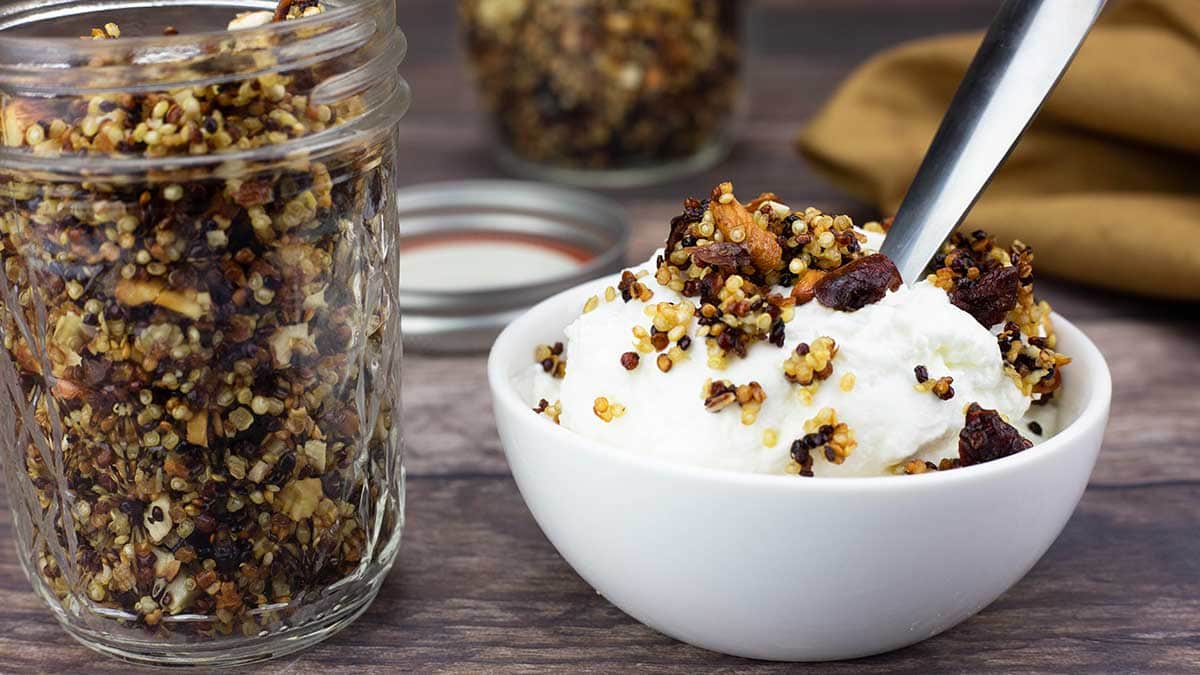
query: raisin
[
  {"left": 119, "top": 498, "right": 145, "bottom": 519},
  {"left": 211, "top": 539, "right": 242, "bottom": 575},
  {"left": 814, "top": 254, "right": 902, "bottom": 312},
  {"left": 690, "top": 242, "right": 752, "bottom": 270},
  {"left": 958, "top": 402, "right": 1033, "bottom": 466},
  {"left": 949, "top": 265, "right": 1019, "bottom": 327}
]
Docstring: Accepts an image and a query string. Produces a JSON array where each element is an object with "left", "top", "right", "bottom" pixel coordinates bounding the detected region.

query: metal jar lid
[{"left": 396, "top": 180, "right": 629, "bottom": 353}]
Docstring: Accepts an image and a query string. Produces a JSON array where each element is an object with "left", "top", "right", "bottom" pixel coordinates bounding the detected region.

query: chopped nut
[
  {"left": 227, "top": 10, "right": 274, "bottom": 31},
  {"left": 144, "top": 496, "right": 173, "bottom": 543},
  {"left": 709, "top": 182, "right": 783, "bottom": 273},
  {"left": 277, "top": 478, "right": 324, "bottom": 521},
  {"left": 303, "top": 440, "right": 327, "bottom": 473},
  {"left": 186, "top": 409, "right": 209, "bottom": 447},
  {"left": 790, "top": 269, "right": 826, "bottom": 305},
  {"left": 269, "top": 324, "right": 314, "bottom": 367}
]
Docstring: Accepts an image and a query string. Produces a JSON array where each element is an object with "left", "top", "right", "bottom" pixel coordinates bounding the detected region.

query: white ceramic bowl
[{"left": 487, "top": 274, "right": 1111, "bottom": 661}]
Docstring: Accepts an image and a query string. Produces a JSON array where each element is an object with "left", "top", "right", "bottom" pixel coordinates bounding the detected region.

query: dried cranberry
[
  {"left": 958, "top": 403, "right": 1033, "bottom": 466},
  {"left": 949, "top": 265, "right": 1019, "bottom": 327},
  {"left": 814, "top": 254, "right": 902, "bottom": 312}
]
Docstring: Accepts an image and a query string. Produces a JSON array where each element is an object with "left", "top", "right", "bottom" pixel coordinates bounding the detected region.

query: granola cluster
[
  {"left": 782, "top": 337, "right": 838, "bottom": 387},
  {"left": 702, "top": 378, "right": 765, "bottom": 426},
  {"left": 532, "top": 398, "right": 562, "bottom": 424},
  {"left": 592, "top": 396, "right": 626, "bottom": 423},
  {"left": 928, "top": 232, "right": 1069, "bottom": 400},
  {"left": 534, "top": 342, "right": 566, "bottom": 379},
  {"left": 913, "top": 365, "right": 955, "bottom": 401},
  {"left": 534, "top": 180, "right": 1070, "bottom": 476},
  {"left": 0, "top": 5, "right": 400, "bottom": 637},
  {"left": 653, "top": 182, "right": 875, "bottom": 372},
  {"left": 788, "top": 408, "right": 857, "bottom": 476},
  {"left": 459, "top": 0, "right": 742, "bottom": 171}
]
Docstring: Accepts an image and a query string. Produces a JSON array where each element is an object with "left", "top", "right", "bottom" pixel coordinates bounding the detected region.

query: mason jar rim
[
  {"left": 0, "top": 0, "right": 409, "bottom": 175},
  {"left": 0, "top": 0, "right": 395, "bottom": 54}
]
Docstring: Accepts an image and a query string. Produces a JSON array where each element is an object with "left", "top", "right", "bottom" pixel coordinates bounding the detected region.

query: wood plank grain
[
  {"left": 2, "top": 477, "right": 1197, "bottom": 672},
  {"left": 2, "top": 0, "right": 1197, "bottom": 671}
]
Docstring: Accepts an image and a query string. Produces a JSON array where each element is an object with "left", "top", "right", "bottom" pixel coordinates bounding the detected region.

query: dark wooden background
[{"left": 2, "top": 1, "right": 1199, "bottom": 672}]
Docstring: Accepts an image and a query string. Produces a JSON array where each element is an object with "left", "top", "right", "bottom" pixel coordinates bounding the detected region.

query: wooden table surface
[{"left": 3, "top": 1, "right": 1199, "bottom": 672}]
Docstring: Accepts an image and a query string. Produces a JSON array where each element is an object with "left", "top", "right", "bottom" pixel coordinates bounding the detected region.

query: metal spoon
[{"left": 880, "top": 0, "right": 1107, "bottom": 284}]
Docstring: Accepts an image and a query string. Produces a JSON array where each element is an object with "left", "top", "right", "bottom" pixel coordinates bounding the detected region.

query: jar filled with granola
[
  {"left": 0, "top": 0, "right": 407, "bottom": 666},
  {"left": 459, "top": 0, "right": 744, "bottom": 188}
]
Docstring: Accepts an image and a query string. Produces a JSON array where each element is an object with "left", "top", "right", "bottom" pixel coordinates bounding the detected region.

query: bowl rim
[{"left": 487, "top": 271, "right": 1112, "bottom": 493}]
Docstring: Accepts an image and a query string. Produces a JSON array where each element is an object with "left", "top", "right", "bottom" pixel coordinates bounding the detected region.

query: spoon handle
[{"left": 880, "top": 0, "right": 1107, "bottom": 284}]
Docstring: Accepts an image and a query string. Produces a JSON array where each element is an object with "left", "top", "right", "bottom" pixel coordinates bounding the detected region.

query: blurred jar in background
[{"left": 459, "top": 0, "right": 743, "bottom": 188}]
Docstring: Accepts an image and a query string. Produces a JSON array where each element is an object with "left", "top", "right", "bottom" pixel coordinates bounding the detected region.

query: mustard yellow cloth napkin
[{"left": 798, "top": 0, "right": 1200, "bottom": 300}]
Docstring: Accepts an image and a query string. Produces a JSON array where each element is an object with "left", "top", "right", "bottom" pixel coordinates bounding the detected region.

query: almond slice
[
  {"left": 790, "top": 269, "right": 827, "bottom": 305},
  {"left": 746, "top": 192, "right": 778, "bottom": 213},
  {"left": 154, "top": 289, "right": 204, "bottom": 320},
  {"left": 187, "top": 409, "right": 209, "bottom": 447},
  {"left": 115, "top": 278, "right": 164, "bottom": 306},
  {"left": 114, "top": 279, "right": 204, "bottom": 319},
  {"left": 709, "top": 182, "right": 782, "bottom": 273}
]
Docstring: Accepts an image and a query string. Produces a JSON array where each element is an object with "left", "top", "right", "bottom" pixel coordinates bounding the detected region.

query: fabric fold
[{"left": 798, "top": 0, "right": 1200, "bottom": 299}]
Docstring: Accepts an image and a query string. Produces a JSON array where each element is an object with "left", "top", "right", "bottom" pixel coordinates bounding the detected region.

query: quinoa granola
[
  {"left": 459, "top": 0, "right": 742, "bottom": 172},
  {"left": 0, "top": 4, "right": 401, "bottom": 638},
  {"left": 532, "top": 180, "right": 1069, "bottom": 476}
]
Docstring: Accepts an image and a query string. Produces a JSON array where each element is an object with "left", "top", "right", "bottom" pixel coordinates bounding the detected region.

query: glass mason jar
[
  {"left": 459, "top": 0, "right": 744, "bottom": 188},
  {"left": 0, "top": 0, "right": 407, "bottom": 666}
]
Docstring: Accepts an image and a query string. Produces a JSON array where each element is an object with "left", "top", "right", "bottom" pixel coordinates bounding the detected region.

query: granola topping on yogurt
[{"left": 519, "top": 182, "right": 1069, "bottom": 477}]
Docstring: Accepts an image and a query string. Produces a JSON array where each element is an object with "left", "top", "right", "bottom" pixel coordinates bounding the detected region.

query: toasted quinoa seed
[{"left": 839, "top": 372, "right": 855, "bottom": 392}]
